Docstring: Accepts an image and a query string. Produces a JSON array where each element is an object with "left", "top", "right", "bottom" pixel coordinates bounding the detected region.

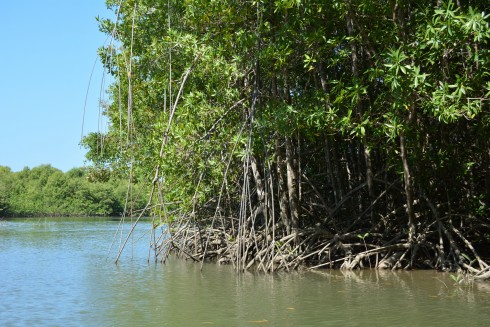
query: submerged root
[{"left": 150, "top": 216, "right": 490, "bottom": 278}]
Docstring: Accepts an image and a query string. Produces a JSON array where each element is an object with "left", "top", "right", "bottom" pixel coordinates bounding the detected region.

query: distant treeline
[{"left": 0, "top": 165, "right": 144, "bottom": 217}]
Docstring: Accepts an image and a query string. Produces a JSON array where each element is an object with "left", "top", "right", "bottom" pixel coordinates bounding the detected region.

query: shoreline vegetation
[
  {"left": 0, "top": 165, "right": 147, "bottom": 218},
  {"left": 87, "top": 0, "right": 489, "bottom": 277},
  {"left": 3, "top": 1, "right": 489, "bottom": 278}
]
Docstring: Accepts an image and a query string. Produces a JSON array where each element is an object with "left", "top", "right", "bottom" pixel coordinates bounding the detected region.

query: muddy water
[{"left": 1, "top": 217, "right": 489, "bottom": 326}]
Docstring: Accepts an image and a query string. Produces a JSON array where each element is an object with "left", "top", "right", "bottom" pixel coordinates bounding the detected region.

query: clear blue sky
[{"left": 0, "top": 1, "right": 113, "bottom": 172}]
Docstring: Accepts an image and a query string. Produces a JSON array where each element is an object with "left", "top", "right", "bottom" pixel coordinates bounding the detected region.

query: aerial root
[{"left": 149, "top": 216, "right": 489, "bottom": 278}]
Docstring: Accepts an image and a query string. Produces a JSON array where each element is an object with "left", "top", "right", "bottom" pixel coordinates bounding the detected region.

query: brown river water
[{"left": 1, "top": 217, "right": 489, "bottom": 326}]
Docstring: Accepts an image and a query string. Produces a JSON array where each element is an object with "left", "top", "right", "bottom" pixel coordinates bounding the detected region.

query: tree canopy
[
  {"left": 0, "top": 165, "right": 145, "bottom": 217},
  {"left": 85, "top": 0, "right": 490, "bottom": 274}
]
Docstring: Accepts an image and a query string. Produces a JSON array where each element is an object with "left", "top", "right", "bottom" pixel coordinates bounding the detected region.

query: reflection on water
[{"left": 1, "top": 217, "right": 490, "bottom": 326}]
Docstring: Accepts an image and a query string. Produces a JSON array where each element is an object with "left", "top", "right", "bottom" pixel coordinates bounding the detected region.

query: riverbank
[{"left": 150, "top": 215, "right": 490, "bottom": 279}]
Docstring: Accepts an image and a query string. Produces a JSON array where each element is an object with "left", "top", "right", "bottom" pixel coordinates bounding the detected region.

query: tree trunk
[
  {"left": 364, "top": 145, "right": 374, "bottom": 199},
  {"left": 486, "top": 143, "right": 490, "bottom": 205},
  {"left": 324, "top": 137, "right": 339, "bottom": 204},
  {"left": 276, "top": 136, "right": 290, "bottom": 234},
  {"left": 285, "top": 136, "right": 299, "bottom": 235},
  {"left": 251, "top": 156, "right": 267, "bottom": 224},
  {"left": 400, "top": 130, "right": 416, "bottom": 242}
]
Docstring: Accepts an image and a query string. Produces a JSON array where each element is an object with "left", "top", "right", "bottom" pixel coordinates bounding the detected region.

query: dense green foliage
[
  {"left": 0, "top": 165, "right": 144, "bottom": 217},
  {"left": 86, "top": 0, "right": 490, "bottom": 272}
]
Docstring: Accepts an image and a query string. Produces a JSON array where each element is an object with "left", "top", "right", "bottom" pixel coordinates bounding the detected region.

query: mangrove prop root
[{"left": 146, "top": 215, "right": 490, "bottom": 279}]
